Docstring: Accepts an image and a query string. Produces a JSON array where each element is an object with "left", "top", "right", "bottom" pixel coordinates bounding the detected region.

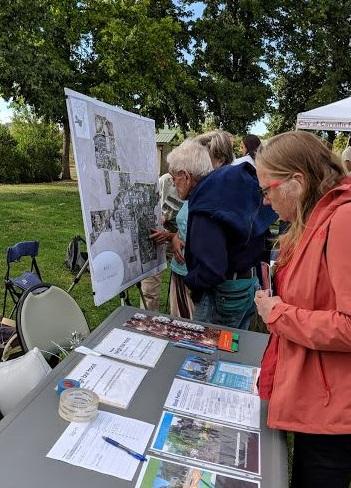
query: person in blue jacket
[
  {"left": 168, "top": 138, "right": 276, "bottom": 329},
  {"left": 169, "top": 130, "right": 234, "bottom": 319}
]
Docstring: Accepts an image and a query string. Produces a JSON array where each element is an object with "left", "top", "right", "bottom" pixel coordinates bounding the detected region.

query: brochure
[
  {"left": 66, "top": 355, "right": 147, "bottom": 408},
  {"left": 93, "top": 328, "right": 168, "bottom": 367},
  {"left": 124, "top": 312, "right": 222, "bottom": 348},
  {"left": 47, "top": 411, "right": 154, "bottom": 480},
  {"left": 177, "top": 355, "right": 260, "bottom": 394},
  {"left": 136, "top": 456, "right": 261, "bottom": 488},
  {"left": 151, "top": 412, "right": 260, "bottom": 476},
  {"left": 165, "top": 379, "right": 260, "bottom": 429}
]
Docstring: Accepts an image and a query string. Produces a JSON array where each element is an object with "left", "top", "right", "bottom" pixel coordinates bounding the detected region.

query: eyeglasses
[
  {"left": 170, "top": 171, "right": 192, "bottom": 182},
  {"left": 170, "top": 172, "right": 184, "bottom": 182},
  {"left": 259, "top": 179, "right": 286, "bottom": 198}
]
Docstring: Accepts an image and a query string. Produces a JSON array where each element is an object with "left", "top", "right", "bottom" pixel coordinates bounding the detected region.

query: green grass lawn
[{"left": 0, "top": 182, "right": 170, "bottom": 330}]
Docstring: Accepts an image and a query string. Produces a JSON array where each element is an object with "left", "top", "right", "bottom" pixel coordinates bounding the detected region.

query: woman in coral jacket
[{"left": 254, "top": 131, "right": 351, "bottom": 488}]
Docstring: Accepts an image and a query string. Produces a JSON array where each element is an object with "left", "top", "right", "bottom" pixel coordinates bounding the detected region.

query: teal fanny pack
[{"left": 215, "top": 278, "right": 256, "bottom": 317}]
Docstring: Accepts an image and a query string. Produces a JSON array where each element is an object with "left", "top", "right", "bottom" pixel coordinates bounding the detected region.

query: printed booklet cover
[
  {"left": 177, "top": 355, "right": 260, "bottom": 394},
  {"left": 136, "top": 456, "right": 261, "bottom": 488},
  {"left": 123, "top": 313, "right": 221, "bottom": 347},
  {"left": 151, "top": 412, "right": 261, "bottom": 476}
]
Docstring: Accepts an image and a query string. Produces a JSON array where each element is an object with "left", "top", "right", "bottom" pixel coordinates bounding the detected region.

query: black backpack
[{"left": 64, "top": 236, "right": 89, "bottom": 273}]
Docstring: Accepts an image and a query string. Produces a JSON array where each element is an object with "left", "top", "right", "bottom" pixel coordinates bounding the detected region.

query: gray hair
[
  {"left": 167, "top": 139, "right": 213, "bottom": 179},
  {"left": 194, "top": 130, "right": 233, "bottom": 165}
]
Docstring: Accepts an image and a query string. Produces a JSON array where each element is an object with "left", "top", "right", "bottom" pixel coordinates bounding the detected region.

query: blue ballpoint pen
[
  {"left": 177, "top": 340, "right": 216, "bottom": 351},
  {"left": 172, "top": 342, "right": 215, "bottom": 354},
  {"left": 102, "top": 436, "right": 147, "bottom": 462}
]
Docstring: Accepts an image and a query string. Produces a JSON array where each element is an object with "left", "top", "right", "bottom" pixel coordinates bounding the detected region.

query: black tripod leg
[
  {"left": 136, "top": 281, "right": 148, "bottom": 309},
  {"left": 119, "top": 290, "right": 132, "bottom": 306},
  {"left": 67, "top": 260, "right": 90, "bottom": 294},
  {"left": 165, "top": 270, "right": 171, "bottom": 314}
]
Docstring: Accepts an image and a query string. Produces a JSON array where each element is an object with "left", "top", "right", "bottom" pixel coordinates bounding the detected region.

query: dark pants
[{"left": 291, "top": 432, "right": 351, "bottom": 488}]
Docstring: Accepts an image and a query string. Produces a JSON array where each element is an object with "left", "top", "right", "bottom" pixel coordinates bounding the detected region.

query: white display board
[{"left": 65, "top": 89, "right": 166, "bottom": 305}]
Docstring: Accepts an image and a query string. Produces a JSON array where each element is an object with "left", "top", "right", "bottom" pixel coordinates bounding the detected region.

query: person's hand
[
  {"left": 149, "top": 228, "right": 174, "bottom": 245},
  {"left": 255, "top": 289, "right": 283, "bottom": 324},
  {"left": 171, "top": 233, "right": 185, "bottom": 263}
]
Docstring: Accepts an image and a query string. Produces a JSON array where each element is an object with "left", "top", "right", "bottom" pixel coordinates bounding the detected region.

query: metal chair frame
[{"left": 3, "top": 241, "right": 42, "bottom": 318}]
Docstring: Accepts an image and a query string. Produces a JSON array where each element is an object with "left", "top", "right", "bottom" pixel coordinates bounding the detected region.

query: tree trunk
[{"left": 62, "top": 120, "right": 71, "bottom": 180}]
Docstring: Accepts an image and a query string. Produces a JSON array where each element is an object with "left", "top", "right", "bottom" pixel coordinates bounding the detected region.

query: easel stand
[
  {"left": 136, "top": 281, "right": 148, "bottom": 309},
  {"left": 119, "top": 282, "right": 147, "bottom": 309},
  {"left": 67, "top": 260, "right": 90, "bottom": 294}
]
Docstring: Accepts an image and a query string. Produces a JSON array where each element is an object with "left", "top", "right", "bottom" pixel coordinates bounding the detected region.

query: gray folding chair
[
  {"left": 0, "top": 348, "right": 51, "bottom": 417},
  {"left": 16, "top": 283, "right": 90, "bottom": 363}
]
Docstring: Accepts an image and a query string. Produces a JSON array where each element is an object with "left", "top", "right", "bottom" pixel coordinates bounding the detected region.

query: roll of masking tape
[{"left": 56, "top": 378, "right": 80, "bottom": 396}]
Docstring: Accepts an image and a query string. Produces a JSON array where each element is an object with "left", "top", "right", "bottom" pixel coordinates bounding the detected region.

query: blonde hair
[
  {"left": 167, "top": 139, "right": 213, "bottom": 180},
  {"left": 256, "top": 131, "right": 347, "bottom": 265},
  {"left": 194, "top": 130, "right": 233, "bottom": 166}
]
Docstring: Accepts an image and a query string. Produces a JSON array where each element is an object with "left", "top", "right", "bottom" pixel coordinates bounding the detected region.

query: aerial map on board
[{"left": 65, "top": 89, "right": 166, "bottom": 305}]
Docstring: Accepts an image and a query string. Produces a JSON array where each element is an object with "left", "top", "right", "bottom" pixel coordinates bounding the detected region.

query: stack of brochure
[
  {"left": 177, "top": 355, "right": 260, "bottom": 394},
  {"left": 136, "top": 355, "right": 262, "bottom": 488}
]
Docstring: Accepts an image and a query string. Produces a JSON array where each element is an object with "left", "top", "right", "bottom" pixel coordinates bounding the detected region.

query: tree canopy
[
  {"left": 90, "top": 0, "right": 203, "bottom": 130},
  {"left": 190, "top": 0, "right": 280, "bottom": 133},
  {"left": 267, "top": 0, "right": 351, "bottom": 135},
  {"left": 0, "top": 0, "right": 203, "bottom": 177},
  {"left": 0, "top": 0, "right": 350, "bottom": 174}
]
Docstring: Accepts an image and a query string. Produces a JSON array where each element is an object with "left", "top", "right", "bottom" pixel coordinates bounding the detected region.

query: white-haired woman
[
  {"left": 167, "top": 139, "right": 214, "bottom": 318},
  {"left": 254, "top": 131, "right": 351, "bottom": 487},
  {"left": 168, "top": 131, "right": 234, "bottom": 319},
  {"left": 168, "top": 138, "right": 275, "bottom": 328}
]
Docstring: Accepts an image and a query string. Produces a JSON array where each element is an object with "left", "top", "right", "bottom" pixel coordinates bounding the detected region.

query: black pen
[{"left": 102, "top": 436, "right": 147, "bottom": 462}]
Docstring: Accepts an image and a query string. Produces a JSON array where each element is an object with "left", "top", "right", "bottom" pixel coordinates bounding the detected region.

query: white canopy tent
[{"left": 296, "top": 96, "right": 351, "bottom": 132}]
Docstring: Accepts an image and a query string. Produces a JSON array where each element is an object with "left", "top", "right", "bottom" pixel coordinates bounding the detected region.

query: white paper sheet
[
  {"left": 93, "top": 328, "right": 168, "bottom": 367},
  {"left": 70, "top": 98, "right": 90, "bottom": 139},
  {"left": 165, "top": 378, "right": 261, "bottom": 429},
  {"left": 66, "top": 355, "right": 147, "bottom": 408},
  {"left": 46, "top": 411, "right": 154, "bottom": 480}
]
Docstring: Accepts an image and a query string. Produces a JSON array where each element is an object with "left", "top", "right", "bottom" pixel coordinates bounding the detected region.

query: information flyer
[
  {"left": 67, "top": 355, "right": 147, "bottom": 408},
  {"left": 136, "top": 457, "right": 261, "bottom": 488},
  {"left": 177, "top": 355, "right": 260, "bottom": 394},
  {"left": 165, "top": 379, "right": 260, "bottom": 429},
  {"left": 47, "top": 411, "right": 154, "bottom": 480},
  {"left": 151, "top": 412, "right": 261, "bottom": 476},
  {"left": 93, "top": 328, "right": 168, "bottom": 367}
]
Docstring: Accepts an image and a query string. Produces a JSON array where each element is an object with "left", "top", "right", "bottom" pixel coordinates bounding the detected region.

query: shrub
[
  {"left": 10, "top": 117, "right": 62, "bottom": 183},
  {"left": 0, "top": 124, "right": 25, "bottom": 183}
]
